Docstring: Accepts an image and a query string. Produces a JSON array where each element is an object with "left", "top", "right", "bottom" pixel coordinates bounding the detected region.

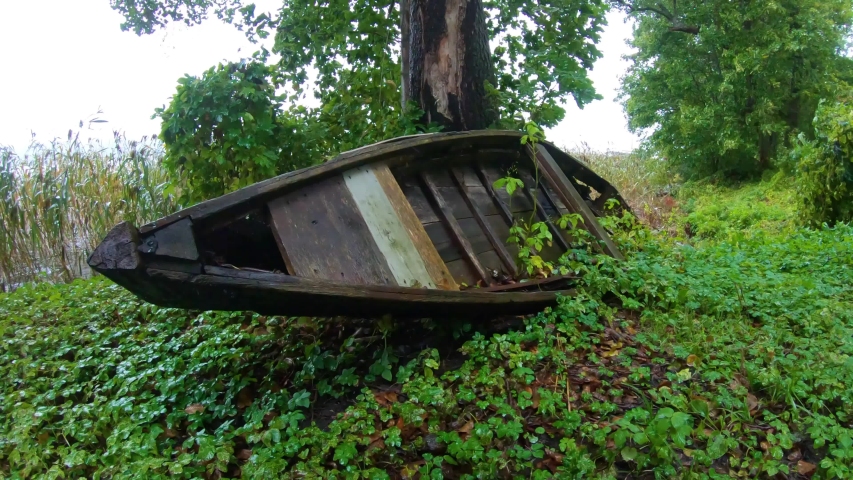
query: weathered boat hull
[{"left": 89, "top": 130, "right": 627, "bottom": 318}]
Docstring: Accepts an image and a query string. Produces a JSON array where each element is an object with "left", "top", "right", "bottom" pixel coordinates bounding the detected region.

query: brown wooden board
[
  {"left": 267, "top": 175, "right": 397, "bottom": 285},
  {"left": 371, "top": 163, "right": 458, "bottom": 290}
]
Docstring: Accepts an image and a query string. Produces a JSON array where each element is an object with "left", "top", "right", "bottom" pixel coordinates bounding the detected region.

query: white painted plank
[{"left": 343, "top": 165, "right": 437, "bottom": 289}]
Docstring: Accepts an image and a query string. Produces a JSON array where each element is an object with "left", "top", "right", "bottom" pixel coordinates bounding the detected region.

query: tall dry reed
[
  {"left": 0, "top": 131, "right": 178, "bottom": 289},
  {"left": 566, "top": 143, "right": 678, "bottom": 229}
]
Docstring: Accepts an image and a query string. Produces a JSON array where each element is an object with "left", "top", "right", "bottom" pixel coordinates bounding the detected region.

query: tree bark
[{"left": 405, "top": 0, "right": 496, "bottom": 131}]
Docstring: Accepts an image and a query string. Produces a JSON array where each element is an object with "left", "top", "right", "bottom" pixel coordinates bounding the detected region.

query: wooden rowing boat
[{"left": 88, "top": 130, "right": 627, "bottom": 318}]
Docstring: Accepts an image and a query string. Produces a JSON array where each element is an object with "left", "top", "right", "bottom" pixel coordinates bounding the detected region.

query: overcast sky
[{"left": 0, "top": 1, "right": 639, "bottom": 153}]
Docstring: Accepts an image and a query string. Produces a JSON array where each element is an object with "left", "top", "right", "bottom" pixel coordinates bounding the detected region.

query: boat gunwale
[
  {"left": 139, "top": 130, "right": 624, "bottom": 235},
  {"left": 199, "top": 265, "right": 575, "bottom": 300}
]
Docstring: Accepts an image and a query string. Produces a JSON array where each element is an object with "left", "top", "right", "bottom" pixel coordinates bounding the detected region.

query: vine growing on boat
[
  {"left": 494, "top": 122, "right": 556, "bottom": 277},
  {"left": 494, "top": 122, "right": 635, "bottom": 281}
]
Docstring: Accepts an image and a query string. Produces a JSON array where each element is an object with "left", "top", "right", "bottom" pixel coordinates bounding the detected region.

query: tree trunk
[{"left": 405, "top": 0, "right": 496, "bottom": 131}]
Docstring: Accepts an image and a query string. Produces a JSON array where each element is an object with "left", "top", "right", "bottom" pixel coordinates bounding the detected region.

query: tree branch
[{"left": 611, "top": 0, "right": 700, "bottom": 34}]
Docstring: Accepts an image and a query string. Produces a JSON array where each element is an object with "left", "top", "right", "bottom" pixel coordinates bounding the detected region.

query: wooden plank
[
  {"left": 144, "top": 267, "right": 570, "bottom": 318},
  {"left": 450, "top": 167, "right": 517, "bottom": 277},
  {"left": 474, "top": 161, "right": 514, "bottom": 225},
  {"left": 419, "top": 171, "right": 493, "bottom": 285},
  {"left": 267, "top": 175, "right": 397, "bottom": 285},
  {"left": 534, "top": 144, "right": 624, "bottom": 260},
  {"left": 372, "top": 165, "right": 457, "bottom": 290},
  {"left": 397, "top": 174, "right": 502, "bottom": 221},
  {"left": 480, "top": 274, "right": 577, "bottom": 292},
  {"left": 138, "top": 217, "right": 199, "bottom": 261},
  {"left": 342, "top": 165, "right": 437, "bottom": 289},
  {"left": 425, "top": 215, "right": 506, "bottom": 262}
]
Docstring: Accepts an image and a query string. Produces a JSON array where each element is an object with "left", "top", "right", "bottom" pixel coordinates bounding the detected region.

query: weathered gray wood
[
  {"left": 343, "top": 165, "right": 437, "bottom": 289},
  {"left": 138, "top": 217, "right": 199, "bottom": 261},
  {"left": 450, "top": 167, "right": 517, "bottom": 277},
  {"left": 419, "top": 171, "right": 492, "bottom": 285},
  {"left": 535, "top": 145, "right": 624, "bottom": 260},
  {"left": 267, "top": 175, "right": 397, "bottom": 285},
  {"left": 89, "top": 221, "right": 141, "bottom": 271},
  {"left": 474, "top": 161, "right": 521, "bottom": 224}
]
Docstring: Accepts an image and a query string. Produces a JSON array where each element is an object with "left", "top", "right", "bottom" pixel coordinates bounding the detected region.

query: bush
[
  {"left": 156, "top": 59, "right": 321, "bottom": 204},
  {"left": 794, "top": 91, "right": 853, "bottom": 226}
]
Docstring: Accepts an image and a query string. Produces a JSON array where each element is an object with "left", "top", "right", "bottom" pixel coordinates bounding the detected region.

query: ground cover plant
[{"left": 2, "top": 187, "right": 851, "bottom": 478}]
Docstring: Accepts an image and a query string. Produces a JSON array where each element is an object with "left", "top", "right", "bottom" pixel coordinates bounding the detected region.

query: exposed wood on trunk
[
  {"left": 407, "top": 0, "right": 495, "bottom": 130},
  {"left": 400, "top": 0, "right": 411, "bottom": 109},
  {"left": 450, "top": 167, "right": 517, "bottom": 276},
  {"left": 534, "top": 145, "right": 624, "bottom": 260},
  {"left": 419, "top": 171, "right": 492, "bottom": 285}
]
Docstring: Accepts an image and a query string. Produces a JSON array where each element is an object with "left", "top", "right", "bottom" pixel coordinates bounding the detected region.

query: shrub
[
  {"left": 794, "top": 91, "right": 853, "bottom": 226},
  {"left": 156, "top": 59, "right": 322, "bottom": 204}
]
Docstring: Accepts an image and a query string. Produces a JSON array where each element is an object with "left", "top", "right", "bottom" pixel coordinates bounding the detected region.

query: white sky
[{"left": 0, "top": 1, "right": 638, "bottom": 153}]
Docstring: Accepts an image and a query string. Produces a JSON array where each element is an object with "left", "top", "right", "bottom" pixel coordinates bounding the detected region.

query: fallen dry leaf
[
  {"left": 374, "top": 390, "right": 398, "bottom": 407},
  {"left": 747, "top": 393, "right": 760, "bottom": 415},
  {"left": 457, "top": 420, "right": 474, "bottom": 434},
  {"left": 184, "top": 403, "right": 205, "bottom": 414},
  {"left": 236, "top": 449, "right": 253, "bottom": 461},
  {"left": 787, "top": 448, "right": 802, "bottom": 462},
  {"left": 686, "top": 354, "right": 699, "bottom": 366},
  {"left": 797, "top": 461, "right": 816, "bottom": 476}
]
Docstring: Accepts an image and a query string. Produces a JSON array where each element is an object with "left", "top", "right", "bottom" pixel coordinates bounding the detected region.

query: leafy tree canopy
[
  {"left": 617, "top": 0, "right": 853, "bottom": 178},
  {"left": 111, "top": 0, "right": 610, "bottom": 202}
]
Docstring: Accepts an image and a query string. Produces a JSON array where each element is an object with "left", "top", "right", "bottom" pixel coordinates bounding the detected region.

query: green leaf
[{"left": 621, "top": 447, "right": 638, "bottom": 462}]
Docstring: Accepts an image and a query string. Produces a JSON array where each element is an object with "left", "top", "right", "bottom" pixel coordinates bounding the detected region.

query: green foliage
[
  {"left": 115, "top": 0, "right": 610, "bottom": 155},
  {"left": 794, "top": 90, "right": 853, "bottom": 226},
  {"left": 156, "top": 60, "right": 321, "bottom": 204},
  {"left": 676, "top": 173, "right": 798, "bottom": 239},
  {"left": 2, "top": 196, "right": 853, "bottom": 476},
  {"left": 619, "top": 0, "right": 853, "bottom": 178}
]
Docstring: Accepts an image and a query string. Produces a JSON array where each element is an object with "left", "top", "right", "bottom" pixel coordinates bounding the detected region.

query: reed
[
  {"left": 566, "top": 142, "right": 678, "bottom": 229},
  {"left": 0, "top": 131, "right": 178, "bottom": 289}
]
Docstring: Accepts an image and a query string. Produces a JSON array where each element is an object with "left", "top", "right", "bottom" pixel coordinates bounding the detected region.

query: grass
[
  {"left": 1, "top": 172, "right": 852, "bottom": 478},
  {"left": 0, "top": 132, "right": 177, "bottom": 288}
]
